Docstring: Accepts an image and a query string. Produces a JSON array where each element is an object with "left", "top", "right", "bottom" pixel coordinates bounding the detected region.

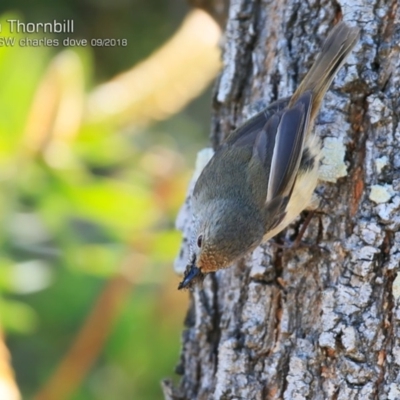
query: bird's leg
[{"left": 270, "top": 189, "right": 321, "bottom": 250}]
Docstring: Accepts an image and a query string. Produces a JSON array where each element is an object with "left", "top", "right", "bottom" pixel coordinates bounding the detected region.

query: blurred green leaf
[
  {"left": 0, "top": 298, "right": 38, "bottom": 334},
  {"left": 75, "top": 244, "right": 124, "bottom": 277},
  {"left": 151, "top": 230, "right": 181, "bottom": 263},
  {"left": 0, "top": 14, "right": 49, "bottom": 165}
]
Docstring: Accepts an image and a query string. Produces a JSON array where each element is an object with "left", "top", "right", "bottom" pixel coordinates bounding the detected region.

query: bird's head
[{"left": 178, "top": 199, "right": 264, "bottom": 290}]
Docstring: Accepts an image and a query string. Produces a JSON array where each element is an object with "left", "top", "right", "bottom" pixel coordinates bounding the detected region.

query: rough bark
[{"left": 164, "top": 0, "right": 400, "bottom": 399}]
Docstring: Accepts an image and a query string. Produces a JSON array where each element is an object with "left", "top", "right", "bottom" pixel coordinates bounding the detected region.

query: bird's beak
[{"left": 178, "top": 259, "right": 203, "bottom": 290}]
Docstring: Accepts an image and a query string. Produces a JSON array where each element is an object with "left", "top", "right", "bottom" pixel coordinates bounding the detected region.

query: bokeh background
[{"left": 0, "top": 1, "right": 221, "bottom": 399}]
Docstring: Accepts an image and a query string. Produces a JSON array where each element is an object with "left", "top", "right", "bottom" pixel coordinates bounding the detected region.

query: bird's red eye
[{"left": 197, "top": 235, "right": 203, "bottom": 248}]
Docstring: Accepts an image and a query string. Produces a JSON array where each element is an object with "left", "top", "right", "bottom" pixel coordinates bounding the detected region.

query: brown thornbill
[{"left": 179, "top": 21, "right": 360, "bottom": 290}]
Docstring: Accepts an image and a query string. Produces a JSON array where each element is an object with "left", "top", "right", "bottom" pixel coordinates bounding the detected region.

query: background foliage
[{"left": 0, "top": 1, "right": 219, "bottom": 399}]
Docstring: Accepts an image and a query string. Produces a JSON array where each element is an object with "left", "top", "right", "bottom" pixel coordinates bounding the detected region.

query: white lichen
[
  {"left": 367, "top": 95, "right": 387, "bottom": 124},
  {"left": 392, "top": 274, "right": 400, "bottom": 300},
  {"left": 319, "top": 137, "right": 348, "bottom": 182},
  {"left": 193, "top": 147, "right": 214, "bottom": 180},
  {"left": 369, "top": 184, "right": 394, "bottom": 204},
  {"left": 375, "top": 156, "right": 389, "bottom": 174}
]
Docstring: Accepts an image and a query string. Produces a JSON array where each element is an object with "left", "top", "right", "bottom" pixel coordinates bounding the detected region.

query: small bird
[{"left": 179, "top": 22, "right": 360, "bottom": 290}]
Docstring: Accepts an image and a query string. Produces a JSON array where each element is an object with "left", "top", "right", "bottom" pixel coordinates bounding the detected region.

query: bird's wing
[
  {"left": 253, "top": 91, "right": 313, "bottom": 202},
  {"left": 225, "top": 97, "right": 290, "bottom": 148}
]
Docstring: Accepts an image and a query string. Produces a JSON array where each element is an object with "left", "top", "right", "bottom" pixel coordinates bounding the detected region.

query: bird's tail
[{"left": 291, "top": 22, "right": 360, "bottom": 117}]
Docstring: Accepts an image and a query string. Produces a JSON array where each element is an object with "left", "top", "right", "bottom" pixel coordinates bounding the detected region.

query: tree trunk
[{"left": 163, "top": 0, "right": 400, "bottom": 399}]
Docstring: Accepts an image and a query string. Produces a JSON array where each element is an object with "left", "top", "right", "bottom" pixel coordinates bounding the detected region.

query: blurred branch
[
  {"left": 0, "top": 331, "right": 21, "bottom": 400},
  {"left": 21, "top": 50, "right": 85, "bottom": 161},
  {"left": 86, "top": 8, "right": 221, "bottom": 126},
  {"left": 187, "top": 0, "right": 229, "bottom": 27},
  {"left": 34, "top": 253, "right": 143, "bottom": 400},
  {"left": 21, "top": 8, "right": 221, "bottom": 164}
]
